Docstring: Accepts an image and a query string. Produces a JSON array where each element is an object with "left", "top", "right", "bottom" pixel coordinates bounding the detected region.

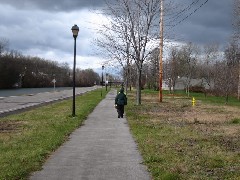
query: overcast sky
[{"left": 0, "top": 0, "right": 235, "bottom": 72}]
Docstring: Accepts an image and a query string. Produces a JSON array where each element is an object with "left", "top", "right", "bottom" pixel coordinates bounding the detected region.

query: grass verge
[
  {"left": 170, "top": 90, "right": 240, "bottom": 107},
  {"left": 0, "top": 88, "right": 108, "bottom": 180},
  {"left": 126, "top": 90, "right": 240, "bottom": 180}
]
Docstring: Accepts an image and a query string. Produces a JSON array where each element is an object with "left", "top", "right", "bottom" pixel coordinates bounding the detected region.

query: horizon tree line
[{"left": 0, "top": 39, "right": 101, "bottom": 89}]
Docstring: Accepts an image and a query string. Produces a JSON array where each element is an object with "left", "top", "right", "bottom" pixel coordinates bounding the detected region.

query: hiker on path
[{"left": 115, "top": 88, "right": 127, "bottom": 118}]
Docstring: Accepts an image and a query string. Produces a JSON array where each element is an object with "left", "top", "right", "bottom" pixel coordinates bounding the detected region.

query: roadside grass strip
[{"left": 0, "top": 89, "right": 108, "bottom": 180}]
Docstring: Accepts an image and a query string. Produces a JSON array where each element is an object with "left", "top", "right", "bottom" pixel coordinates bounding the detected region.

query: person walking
[{"left": 115, "top": 88, "right": 127, "bottom": 118}]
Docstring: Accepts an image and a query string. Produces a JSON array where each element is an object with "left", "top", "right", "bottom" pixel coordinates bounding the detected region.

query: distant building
[{"left": 163, "top": 77, "right": 214, "bottom": 90}]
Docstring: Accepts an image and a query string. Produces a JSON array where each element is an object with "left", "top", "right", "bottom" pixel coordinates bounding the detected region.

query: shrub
[
  {"left": 231, "top": 118, "right": 240, "bottom": 124},
  {"left": 189, "top": 85, "right": 206, "bottom": 93}
]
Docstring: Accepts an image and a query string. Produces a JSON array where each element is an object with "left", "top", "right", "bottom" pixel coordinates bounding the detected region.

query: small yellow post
[{"left": 192, "top": 97, "right": 196, "bottom": 106}]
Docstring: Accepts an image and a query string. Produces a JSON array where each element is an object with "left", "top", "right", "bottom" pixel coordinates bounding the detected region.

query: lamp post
[
  {"left": 106, "top": 73, "right": 109, "bottom": 91},
  {"left": 71, "top": 24, "right": 79, "bottom": 117},
  {"left": 101, "top": 65, "right": 104, "bottom": 97},
  {"left": 52, "top": 74, "right": 56, "bottom": 91}
]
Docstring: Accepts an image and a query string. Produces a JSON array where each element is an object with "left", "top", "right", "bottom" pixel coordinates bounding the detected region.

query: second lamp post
[
  {"left": 101, "top": 65, "right": 104, "bottom": 97},
  {"left": 71, "top": 24, "right": 79, "bottom": 117}
]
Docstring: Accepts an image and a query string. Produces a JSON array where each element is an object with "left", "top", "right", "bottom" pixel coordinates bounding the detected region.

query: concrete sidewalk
[{"left": 30, "top": 90, "right": 151, "bottom": 180}]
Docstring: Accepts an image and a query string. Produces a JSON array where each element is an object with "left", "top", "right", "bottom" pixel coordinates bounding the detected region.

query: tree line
[
  {"left": 0, "top": 40, "right": 100, "bottom": 89},
  {"left": 141, "top": 41, "right": 239, "bottom": 102},
  {"left": 122, "top": 41, "right": 239, "bottom": 103}
]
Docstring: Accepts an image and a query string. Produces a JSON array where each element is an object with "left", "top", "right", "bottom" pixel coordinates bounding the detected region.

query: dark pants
[{"left": 117, "top": 105, "right": 124, "bottom": 118}]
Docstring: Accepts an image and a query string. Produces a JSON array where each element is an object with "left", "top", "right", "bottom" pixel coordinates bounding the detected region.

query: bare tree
[
  {"left": 96, "top": 10, "right": 131, "bottom": 92},
  {"left": 233, "top": 0, "right": 240, "bottom": 100},
  {"left": 177, "top": 43, "right": 199, "bottom": 96},
  {"left": 233, "top": 0, "right": 240, "bottom": 44},
  {"left": 214, "top": 41, "right": 239, "bottom": 103},
  {"left": 0, "top": 38, "right": 9, "bottom": 56},
  {"left": 76, "top": 68, "right": 100, "bottom": 87},
  {"left": 200, "top": 43, "right": 220, "bottom": 92},
  {"left": 98, "top": 0, "right": 161, "bottom": 105},
  {"left": 166, "top": 47, "right": 181, "bottom": 93},
  {"left": 145, "top": 47, "right": 159, "bottom": 90}
]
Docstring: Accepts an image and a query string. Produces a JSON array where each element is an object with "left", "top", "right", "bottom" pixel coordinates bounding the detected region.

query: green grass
[
  {"left": 126, "top": 89, "right": 240, "bottom": 180},
  {"left": 143, "top": 89, "right": 240, "bottom": 107},
  {"left": 231, "top": 118, "right": 240, "bottom": 124},
  {"left": 0, "top": 88, "right": 108, "bottom": 180}
]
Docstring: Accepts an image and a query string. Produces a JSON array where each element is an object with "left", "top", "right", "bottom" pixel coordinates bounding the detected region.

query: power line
[
  {"left": 167, "top": 0, "right": 210, "bottom": 30},
  {"left": 166, "top": 0, "right": 202, "bottom": 23},
  {"left": 161, "top": 0, "right": 210, "bottom": 64}
]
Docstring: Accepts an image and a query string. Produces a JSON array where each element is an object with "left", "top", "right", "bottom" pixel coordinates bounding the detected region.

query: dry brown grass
[
  {"left": 143, "top": 96, "right": 240, "bottom": 136},
  {"left": 146, "top": 96, "right": 239, "bottom": 166},
  {"left": 127, "top": 92, "right": 240, "bottom": 179}
]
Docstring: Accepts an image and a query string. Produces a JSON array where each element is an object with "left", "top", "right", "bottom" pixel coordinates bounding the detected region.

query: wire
[
  {"left": 166, "top": 0, "right": 202, "bottom": 22},
  {"left": 167, "top": 0, "right": 209, "bottom": 30},
  {"left": 160, "top": 0, "right": 210, "bottom": 53}
]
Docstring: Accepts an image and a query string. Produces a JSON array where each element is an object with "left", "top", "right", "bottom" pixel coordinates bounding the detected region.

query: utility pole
[
  {"left": 159, "top": 0, "right": 164, "bottom": 102},
  {"left": 124, "top": 23, "right": 130, "bottom": 95}
]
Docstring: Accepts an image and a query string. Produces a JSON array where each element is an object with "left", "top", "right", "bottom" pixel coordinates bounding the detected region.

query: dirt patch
[
  {"left": 142, "top": 96, "right": 240, "bottom": 145},
  {"left": 0, "top": 121, "right": 24, "bottom": 133},
  {"left": 215, "top": 135, "right": 240, "bottom": 152},
  {"left": 152, "top": 99, "right": 239, "bottom": 123}
]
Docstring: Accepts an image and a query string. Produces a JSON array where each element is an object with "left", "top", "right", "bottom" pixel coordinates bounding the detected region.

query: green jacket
[{"left": 115, "top": 90, "right": 127, "bottom": 105}]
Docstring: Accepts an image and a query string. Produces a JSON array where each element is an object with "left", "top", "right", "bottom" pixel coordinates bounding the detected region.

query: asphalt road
[
  {"left": 0, "top": 87, "right": 72, "bottom": 97},
  {"left": 0, "top": 86, "right": 99, "bottom": 117}
]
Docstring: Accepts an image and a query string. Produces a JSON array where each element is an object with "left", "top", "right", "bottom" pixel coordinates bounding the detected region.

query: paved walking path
[{"left": 30, "top": 90, "right": 150, "bottom": 180}]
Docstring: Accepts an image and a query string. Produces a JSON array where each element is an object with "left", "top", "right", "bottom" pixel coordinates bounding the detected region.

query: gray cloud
[
  {"left": 0, "top": 0, "right": 235, "bottom": 70},
  {"left": 0, "top": 0, "right": 106, "bottom": 11},
  {"left": 169, "top": 0, "right": 234, "bottom": 48}
]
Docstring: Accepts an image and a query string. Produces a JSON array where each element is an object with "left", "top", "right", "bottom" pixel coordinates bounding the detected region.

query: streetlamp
[
  {"left": 52, "top": 74, "right": 56, "bottom": 91},
  {"left": 101, "top": 65, "right": 104, "bottom": 97},
  {"left": 71, "top": 24, "right": 79, "bottom": 117},
  {"left": 106, "top": 73, "right": 109, "bottom": 91}
]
